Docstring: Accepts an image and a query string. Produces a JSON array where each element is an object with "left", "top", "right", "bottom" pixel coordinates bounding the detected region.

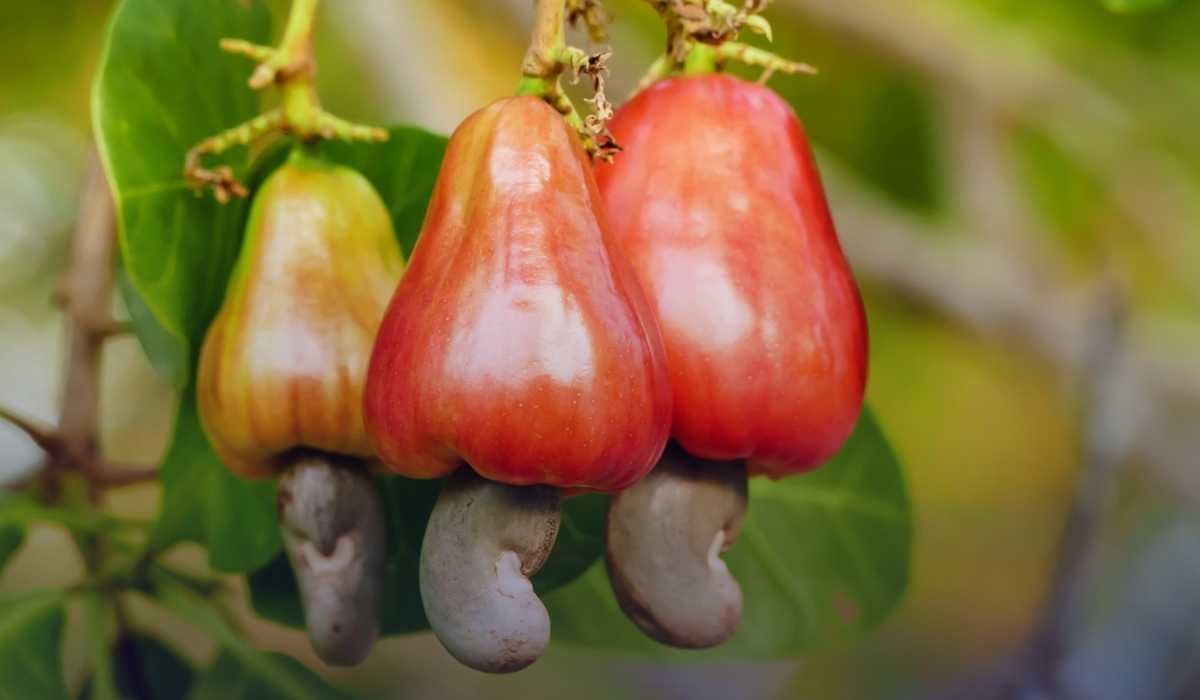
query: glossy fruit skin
[
  {"left": 595, "top": 75, "right": 867, "bottom": 479},
  {"left": 198, "top": 150, "right": 404, "bottom": 478},
  {"left": 364, "top": 96, "right": 671, "bottom": 492}
]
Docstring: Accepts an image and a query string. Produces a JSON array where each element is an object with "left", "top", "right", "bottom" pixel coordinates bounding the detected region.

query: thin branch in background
[
  {"left": 0, "top": 406, "right": 156, "bottom": 490},
  {"left": 784, "top": 0, "right": 1200, "bottom": 307},
  {"left": 944, "top": 96, "right": 1067, "bottom": 283},
  {"left": 57, "top": 150, "right": 117, "bottom": 482},
  {"left": 930, "top": 290, "right": 1132, "bottom": 700},
  {"left": 0, "top": 151, "right": 156, "bottom": 496},
  {"left": 1024, "top": 289, "right": 1132, "bottom": 696},
  {"left": 0, "top": 405, "right": 62, "bottom": 456}
]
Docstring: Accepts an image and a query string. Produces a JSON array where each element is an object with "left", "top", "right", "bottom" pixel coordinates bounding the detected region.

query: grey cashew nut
[
  {"left": 605, "top": 445, "right": 749, "bottom": 648},
  {"left": 277, "top": 453, "right": 386, "bottom": 666},
  {"left": 419, "top": 468, "right": 561, "bottom": 673}
]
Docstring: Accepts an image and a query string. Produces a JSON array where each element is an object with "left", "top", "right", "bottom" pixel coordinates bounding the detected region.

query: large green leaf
[
  {"left": 94, "top": 0, "right": 273, "bottom": 369},
  {"left": 311, "top": 130, "right": 447, "bottom": 256},
  {"left": 96, "top": 0, "right": 278, "bottom": 569},
  {"left": 117, "top": 270, "right": 188, "bottom": 391},
  {"left": 0, "top": 593, "right": 69, "bottom": 700},
  {"left": 147, "top": 387, "right": 279, "bottom": 573},
  {"left": 248, "top": 483, "right": 606, "bottom": 635},
  {"left": 544, "top": 408, "right": 912, "bottom": 659}
]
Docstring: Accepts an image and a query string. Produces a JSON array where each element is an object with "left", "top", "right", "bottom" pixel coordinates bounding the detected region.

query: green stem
[
  {"left": 279, "top": 0, "right": 319, "bottom": 55},
  {"left": 274, "top": 0, "right": 322, "bottom": 132},
  {"left": 522, "top": 0, "right": 567, "bottom": 78},
  {"left": 714, "top": 42, "right": 818, "bottom": 79},
  {"left": 517, "top": 0, "right": 612, "bottom": 158},
  {"left": 187, "top": 0, "right": 385, "bottom": 199},
  {"left": 684, "top": 43, "right": 718, "bottom": 75}
]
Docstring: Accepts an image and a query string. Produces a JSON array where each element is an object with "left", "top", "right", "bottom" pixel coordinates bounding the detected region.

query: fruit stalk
[
  {"left": 516, "top": 0, "right": 617, "bottom": 160},
  {"left": 185, "top": 0, "right": 386, "bottom": 201}
]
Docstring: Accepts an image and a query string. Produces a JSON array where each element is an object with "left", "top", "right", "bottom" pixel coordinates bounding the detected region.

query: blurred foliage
[
  {"left": 1099, "top": 0, "right": 1181, "bottom": 13},
  {"left": 0, "top": 593, "right": 70, "bottom": 699}
]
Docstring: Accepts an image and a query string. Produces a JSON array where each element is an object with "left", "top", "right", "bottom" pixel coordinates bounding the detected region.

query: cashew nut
[
  {"left": 419, "top": 468, "right": 561, "bottom": 673},
  {"left": 277, "top": 452, "right": 386, "bottom": 666},
  {"left": 605, "top": 445, "right": 748, "bottom": 648}
]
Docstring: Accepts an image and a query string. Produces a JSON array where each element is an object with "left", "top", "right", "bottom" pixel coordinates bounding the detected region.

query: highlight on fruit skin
[
  {"left": 364, "top": 96, "right": 670, "bottom": 492},
  {"left": 363, "top": 96, "right": 672, "bottom": 673},
  {"left": 596, "top": 74, "right": 869, "bottom": 648},
  {"left": 195, "top": 148, "right": 403, "bottom": 667}
]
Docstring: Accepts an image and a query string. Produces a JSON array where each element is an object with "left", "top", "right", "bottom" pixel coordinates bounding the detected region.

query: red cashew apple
[
  {"left": 596, "top": 74, "right": 868, "bottom": 648},
  {"left": 197, "top": 150, "right": 398, "bottom": 665},
  {"left": 364, "top": 96, "right": 672, "bottom": 672}
]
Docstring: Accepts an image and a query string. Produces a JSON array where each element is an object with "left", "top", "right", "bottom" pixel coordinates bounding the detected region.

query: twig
[
  {"left": 1023, "top": 290, "right": 1131, "bottom": 696},
  {"left": 929, "top": 292, "right": 1131, "bottom": 700},
  {"left": 1, "top": 151, "right": 157, "bottom": 496},
  {"left": 57, "top": 151, "right": 117, "bottom": 496},
  {"left": 785, "top": 0, "right": 1200, "bottom": 306},
  {"left": 0, "top": 405, "right": 156, "bottom": 490},
  {"left": 0, "top": 405, "right": 61, "bottom": 455}
]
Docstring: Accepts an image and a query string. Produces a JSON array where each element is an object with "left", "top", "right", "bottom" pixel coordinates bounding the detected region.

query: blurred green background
[{"left": 2, "top": 0, "right": 1199, "bottom": 698}]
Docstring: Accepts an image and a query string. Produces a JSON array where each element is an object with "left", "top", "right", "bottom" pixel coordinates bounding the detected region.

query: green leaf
[
  {"left": 544, "top": 408, "right": 912, "bottom": 659},
  {"left": 248, "top": 480, "right": 607, "bottom": 636},
  {"left": 94, "top": 0, "right": 273, "bottom": 366},
  {"left": 311, "top": 130, "right": 448, "bottom": 257},
  {"left": 533, "top": 493, "right": 608, "bottom": 593},
  {"left": 0, "top": 493, "right": 145, "bottom": 538},
  {"left": 118, "top": 270, "right": 187, "bottom": 390},
  {"left": 189, "top": 651, "right": 354, "bottom": 700},
  {"left": 148, "top": 387, "right": 279, "bottom": 573},
  {"left": 1099, "top": 0, "right": 1179, "bottom": 13},
  {"left": 0, "top": 593, "right": 70, "bottom": 700},
  {"left": 0, "top": 523, "right": 24, "bottom": 574},
  {"left": 79, "top": 635, "right": 196, "bottom": 700}
]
